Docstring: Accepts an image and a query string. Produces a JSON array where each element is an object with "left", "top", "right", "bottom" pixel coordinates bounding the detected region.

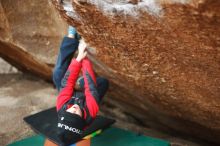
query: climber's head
[
  {"left": 57, "top": 105, "right": 85, "bottom": 145},
  {"left": 66, "top": 104, "right": 82, "bottom": 117}
]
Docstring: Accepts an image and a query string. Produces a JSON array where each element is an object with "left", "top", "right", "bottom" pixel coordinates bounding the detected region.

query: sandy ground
[
  {"left": 0, "top": 73, "right": 56, "bottom": 146},
  {"left": 0, "top": 59, "right": 18, "bottom": 74}
]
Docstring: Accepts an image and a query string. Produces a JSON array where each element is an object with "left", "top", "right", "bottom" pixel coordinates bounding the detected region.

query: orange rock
[{"left": 1, "top": 0, "right": 220, "bottom": 144}]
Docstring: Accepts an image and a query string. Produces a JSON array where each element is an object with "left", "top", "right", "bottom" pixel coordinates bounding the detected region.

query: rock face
[
  {"left": 0, "top": 0, "right": 67, "bottom": 80},
  {"left": 53, "top": 0, "right": 220, "bottom": 143},
  {"left": 0, "top": 0, "right": 220, "bottom": 144}
]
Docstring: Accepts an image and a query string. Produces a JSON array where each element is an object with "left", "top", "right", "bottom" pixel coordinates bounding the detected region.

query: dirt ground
[{"left": 0, "top": 73, "right": 56, "bottom": 146}]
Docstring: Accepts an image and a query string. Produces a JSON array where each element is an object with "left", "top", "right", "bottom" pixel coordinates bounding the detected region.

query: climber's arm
[
  {"left": 82, "top": 58, "right": 100, "bottom": 124},
  {"left": 56, "top": 40, "right": 87, "bottom": 111},
  {"left": 56, "top": 59, "right": 82, "bottom": 111}
]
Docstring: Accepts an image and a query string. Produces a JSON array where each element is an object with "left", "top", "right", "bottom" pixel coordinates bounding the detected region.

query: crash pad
[
  {"left": 8, "top": 127, "right": 170, "bottom": 146},
  {"left": 91, "top": 127, "right": 170, "bottom": 146},
  {"left": 8, "top": 135, "right": 45, "bottom": 146},
  {"left": 23, "top": 107, "right": 115, "bottom": 145}
]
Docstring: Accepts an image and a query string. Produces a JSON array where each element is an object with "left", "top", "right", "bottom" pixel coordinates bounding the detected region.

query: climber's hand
[{"left": 76, "top": 39, "right": 87, "bottom": 62}]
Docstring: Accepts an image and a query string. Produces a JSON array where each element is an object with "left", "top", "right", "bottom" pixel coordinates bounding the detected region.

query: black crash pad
[{"left": 24, "top": 107, "right": 115, "bottom": 145}]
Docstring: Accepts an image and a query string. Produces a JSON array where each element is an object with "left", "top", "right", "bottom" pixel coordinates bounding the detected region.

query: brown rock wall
[
  {"left": 0, "top": 0, "right": 68, "bottom": 80},
  {"left": 52, "top": 0, "right": 220, "bottom": 143},
  {"left": 0, "top": 0, "right": 67, "bottom": 64},
  {"left": 0, "top": 0, "right": 220, "bottom": 144}
]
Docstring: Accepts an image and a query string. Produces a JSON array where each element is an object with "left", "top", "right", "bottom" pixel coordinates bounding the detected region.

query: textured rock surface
[
  {"left": 0, "top": 0, "right": 220, "bottom": 144},
  {"left": 52, "top": 0, "right": 220, "bottom": 144},
  {"left": 0, "top": 0, "right": 67, "bottom": 80}
]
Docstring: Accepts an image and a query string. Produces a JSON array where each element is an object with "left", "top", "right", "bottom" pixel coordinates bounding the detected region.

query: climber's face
[{"left": 66, "top": 104, "right": 82, "bottom": 117}]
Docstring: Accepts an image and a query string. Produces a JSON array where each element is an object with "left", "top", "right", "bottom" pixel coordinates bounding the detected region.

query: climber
[{"left": 52, "top": 26, "right": 109, "bottom": 146}]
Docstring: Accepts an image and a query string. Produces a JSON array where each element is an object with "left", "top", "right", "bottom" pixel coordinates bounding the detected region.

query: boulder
[
  {"left": 0, "top": 0, "right": 67, "bottom": 80},
  {"left": 52, "top": 0, "right": 220, "bottom": 143},
  {"left": 0, "top": 0, "right": 220, "bottom": 144}
]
